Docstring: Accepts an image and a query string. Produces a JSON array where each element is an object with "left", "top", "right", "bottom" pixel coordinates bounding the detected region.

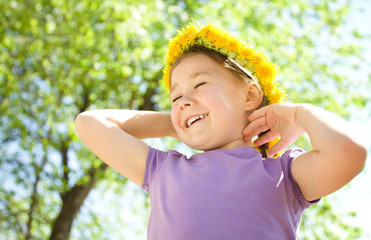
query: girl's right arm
[
  {"left": 243, "top": 103, "right": 367, "bottom": 201},
  {"left": 75, "top": 110, "right": 176, "bottom": 186}
]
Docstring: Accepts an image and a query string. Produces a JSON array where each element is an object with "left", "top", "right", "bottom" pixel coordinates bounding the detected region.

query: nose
[{"left": 178, "top": 96, "right": 194, "bottom": 110}]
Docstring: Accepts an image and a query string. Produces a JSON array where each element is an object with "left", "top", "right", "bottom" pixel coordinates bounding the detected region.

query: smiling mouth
[{"left": 186, "top": 114, "right": 208, "bottom": 128}]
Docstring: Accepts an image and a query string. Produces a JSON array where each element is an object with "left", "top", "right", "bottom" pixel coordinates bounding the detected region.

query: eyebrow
[{"left": 170, "top": 71, "right": 211, "bottom": 92}]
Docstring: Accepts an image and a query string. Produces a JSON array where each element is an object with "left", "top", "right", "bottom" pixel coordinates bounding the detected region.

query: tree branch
[
  {"left": 61, "top": 141, "right": 69, "bottom": 184},
  {"left": 25, "top": 137, "right": 50, "bottom": 240},
  {"left": 49, "top": 162, "right": 108, "bottom": 240}
]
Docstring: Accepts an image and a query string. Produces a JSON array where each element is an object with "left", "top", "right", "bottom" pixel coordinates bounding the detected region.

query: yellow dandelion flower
[
  {"left": 206, "top": 30, "right": 218, "bottom": 43},
  {"left": 262, "top": 82, "right": 276, "bottom": 96},
  {"left": 270, "top": 89, "right": 285, "bottom": 104},
  {"left": 163, "top": 68, "right": 170, "bottom": 91},
  {"left": 209, "top": 24, "right": 222, "bottom": 35},
  {"left": 197, "top": 26, "right": 208, "bottom": 38},
  {"left": 240, "top": 46, "right": 254, "bottom": 60},
  {"left": 185, "top": 24, "right": 198, "bottom": 35},
  {"left": 214, "top": 36, "right": 227, "bottom": 49},
  {"left": 268, "top": 137, "right": 283, "bottom": 158},
  {"left": 202, "top": 24, "right": 217, "bottom": 39},
  {"left": 255, "top": 61, "right": 276, "bottom": 82},
  {"left": 176, "top": 34, "right": 188, "bottom": 47},
  {"left": 169, "top": 43, "right": 181, "bottom": 58},
  {"left": 227, "top": 40, "right": 239, "bottom": 53},
  {"left": 250, "top": 54, "right": 262, "bottom": 65}
]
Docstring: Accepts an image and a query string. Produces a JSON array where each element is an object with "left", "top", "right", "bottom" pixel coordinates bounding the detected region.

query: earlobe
[{"left": 244, "top": 83, "right": 264, "bottom": 111}]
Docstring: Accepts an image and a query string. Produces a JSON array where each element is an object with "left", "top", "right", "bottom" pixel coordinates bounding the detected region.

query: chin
[
  {"left": 183, "top": 140, "right": 208, "bottom": 151},
  {"left": 185, "top": 140, "right": 221, "bottom": 152},
  {"left": 185, "top": 143, "right": 208, "bottom": 151}
]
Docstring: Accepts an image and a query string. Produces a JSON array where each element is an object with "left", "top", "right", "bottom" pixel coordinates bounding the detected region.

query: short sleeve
[
  {"left": 281, "top": 148, "right": 321, "bottom": 209},
  {"left": 141, "top": 147, "right": 172, "bottom": 193}
]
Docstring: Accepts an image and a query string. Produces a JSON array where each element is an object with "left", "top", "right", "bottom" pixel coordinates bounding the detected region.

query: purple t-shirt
[{"left": 142, "top": 146, "right": 319, "bottom": 240}]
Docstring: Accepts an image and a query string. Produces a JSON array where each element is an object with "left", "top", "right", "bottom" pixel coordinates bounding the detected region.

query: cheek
[
  {"left": 217, "top": 94, "right": 234, "bottom": 111},
  {"left": 170, "top": 110, "right": 179, "bottom": 128},
  {"left": 208, "top": 90, "right": 239, "bottom": 112},
  {"left": 211, "top": 91, "right": 246, "bottom": 124}
]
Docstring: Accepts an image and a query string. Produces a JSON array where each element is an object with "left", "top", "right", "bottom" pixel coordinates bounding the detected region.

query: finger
[
  {"left": 244, "top": 124, "right": 270, "bottom": 140},
  {"left": 267, "top": 139, "right": 291, "bottom": 157},
  {"left": 247, "top": 106, "right": 268, "bottom": 122},
  {"left": 243, "top": 135, "right": 258, "bottom": 145},
  {"left": 253, "top": 130, "right": 279, "bottom": 146},
  {"left": 243, "top": 116, "right": 268, "bottom": 136},
  {"left": 243, "top": 117, "right": 266, "bottom": 135}
]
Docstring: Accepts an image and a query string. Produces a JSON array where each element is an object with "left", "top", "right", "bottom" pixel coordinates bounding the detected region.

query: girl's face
[{"left": 170, "top": 53, "right": 251, "bottom": 151}]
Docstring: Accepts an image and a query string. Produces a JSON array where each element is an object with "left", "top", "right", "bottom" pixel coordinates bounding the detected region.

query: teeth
[{"left": 187, "top": 114, "right": 208, "bottom": 127}]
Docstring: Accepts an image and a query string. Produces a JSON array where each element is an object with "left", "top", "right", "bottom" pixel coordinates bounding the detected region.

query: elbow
[
  {"left": 74, "top": 112, "right": 91, "bottom": 137},
  {"left": 355, "top": 143, "right": 368, "bottom": 173},
  {"left": 343, "top": 138, "right": 368, "bottom": 175},
  {"left": 74, "top": 113, "right": 84, "bottom": 137}
]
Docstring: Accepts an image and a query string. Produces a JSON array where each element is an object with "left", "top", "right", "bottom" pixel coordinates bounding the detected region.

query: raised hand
[{"left": 243, "top": 103, "right": 305, "bottom": 157}]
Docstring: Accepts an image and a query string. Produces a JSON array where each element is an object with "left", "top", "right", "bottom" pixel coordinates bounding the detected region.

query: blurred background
[{"left": 1, "top": 0, "right": 370, "bottom": 239}]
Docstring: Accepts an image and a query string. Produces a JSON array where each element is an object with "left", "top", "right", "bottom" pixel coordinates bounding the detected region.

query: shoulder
[
  {"left": 267, "top": 148, "right": 305, "bottom": 173},
  {"left": 280, "top": 148, "right": 306, "bottom": 162},
  {"left": 142, "top": 147, "right": 185, "bottom": 192},
  {"left": 259, "top": 148, "right": 305, "bottom": 172},
  {"left": 278, "top": 148, "right": 321, "bottom": 207},
  {"left": 276, "top": 148, "right": 305, "bottom": 179}
]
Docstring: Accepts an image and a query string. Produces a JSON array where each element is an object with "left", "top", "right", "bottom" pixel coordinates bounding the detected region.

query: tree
[{"left": 0, "top": 0, "right": 369, "bottom": 239}]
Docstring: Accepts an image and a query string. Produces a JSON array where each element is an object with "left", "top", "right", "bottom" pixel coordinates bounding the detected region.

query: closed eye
[
  {"left": 195, "top": 82, "right": 206, "bottom": 88},
  {"left": 172, "top": 96, "right": 181, "bottom": 103}
]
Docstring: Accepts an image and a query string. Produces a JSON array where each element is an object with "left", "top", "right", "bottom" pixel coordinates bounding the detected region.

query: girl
[{"left": 75, "top": 24, "right": 367, "bottom": 239}]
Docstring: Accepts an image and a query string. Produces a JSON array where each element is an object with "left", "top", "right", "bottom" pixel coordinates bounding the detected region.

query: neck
[{"left": 205, "top": 137, "right": 252, "bottom": 151}]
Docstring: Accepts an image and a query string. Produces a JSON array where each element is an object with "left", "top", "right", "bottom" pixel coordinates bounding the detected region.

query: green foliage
[
  {"left": 299, "top": 198, "right": 365, "bottom": 239},
  {"left": 0, "top": 0, "right": 369, "bottom": 239}
]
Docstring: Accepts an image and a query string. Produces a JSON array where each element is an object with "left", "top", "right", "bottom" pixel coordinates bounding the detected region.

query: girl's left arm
[{"left": 243, "top": 103, "right": 368, "bottom": 201}]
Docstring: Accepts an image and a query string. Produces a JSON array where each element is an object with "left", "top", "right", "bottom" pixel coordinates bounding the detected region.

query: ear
[{"left": 243, "top": 83, "right": 264, "bottom": 112}]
